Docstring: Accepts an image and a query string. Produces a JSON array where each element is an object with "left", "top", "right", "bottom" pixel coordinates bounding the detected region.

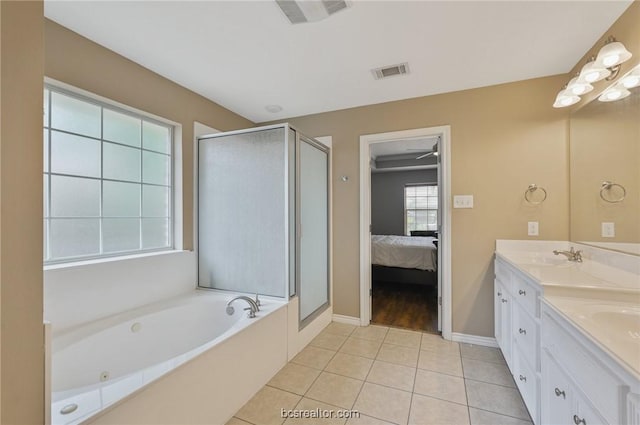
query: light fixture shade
[
  {"left": 596, "top": 41, "right": 632, "bottom": 68},
  {"left": 621, "top": 67, "right": 640, "bottom": 89},
  {"left": 578, "top": 60, "right": 611, "bottom": 83},
  {"left": 553, "top": 89, "right": 580, "bottom": 108},
  {"left": 566, "top": 76, "right": 593, "bottom": 96},
  {"left": 598, "top": 86, "right": 631, "bottom": 102}
]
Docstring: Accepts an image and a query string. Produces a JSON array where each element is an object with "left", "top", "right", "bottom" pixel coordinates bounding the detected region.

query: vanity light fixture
[
  {"left": 553, "top": 88, "right": 580, "bottom": 108},
  {"left": 553, "top": 36, "right": 633, "bottom": 108},
  {"left": 598, "top": 85, "right": 631, "bottom": 102},
  {"left": 578, "top": 57, "right": 611, "bottom": 84},
  {"left": 566, "top": 76, "right": 593, "bottom": 96},
  {"left": 595, "top": 36, "right": 632, "bottom": 68},
  {"left": 621, "top": 67, "right": 640, "bottom": 89}
]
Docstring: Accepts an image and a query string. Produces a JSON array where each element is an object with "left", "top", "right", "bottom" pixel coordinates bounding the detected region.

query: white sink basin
[{"left": 500, "top": 252, "right": 573, "bottom": 267}]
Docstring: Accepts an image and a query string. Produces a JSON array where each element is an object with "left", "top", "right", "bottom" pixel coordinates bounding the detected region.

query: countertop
[{"left": 495, "top": 241, "right": 640, "bottom": 380}]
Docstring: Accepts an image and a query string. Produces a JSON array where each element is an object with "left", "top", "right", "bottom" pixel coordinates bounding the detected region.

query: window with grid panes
[
  {"left": 43, "top": 86, "right": 173, "bottom": 263},
  {"left": 404, "top": 184, "right": 438, "bottom": 235}
]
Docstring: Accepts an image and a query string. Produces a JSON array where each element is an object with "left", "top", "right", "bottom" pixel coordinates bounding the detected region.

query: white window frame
[
  {"left": 43, "top": 80, "right": 180, "bottom": 265},
  {"left": 404, "top": 183, "right": 438, "bottom": 235}
]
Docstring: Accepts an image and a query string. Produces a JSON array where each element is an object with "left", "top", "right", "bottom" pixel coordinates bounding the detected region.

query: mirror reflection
[{"left": 570, "top": 84, "right": 640, "bottom": 255}]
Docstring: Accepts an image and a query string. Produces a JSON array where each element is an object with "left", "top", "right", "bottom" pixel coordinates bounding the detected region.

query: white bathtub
[{"left": 50, "top": 290, "right": 288, "bottom": 424}]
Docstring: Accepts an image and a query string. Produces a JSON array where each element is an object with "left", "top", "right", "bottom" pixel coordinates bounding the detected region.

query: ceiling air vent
[
  {"left": 372, "top": 63, "right": 410, "bottom": 80},
  {"left": 276, "top": 0, "right": 350, "bottom": 24}
]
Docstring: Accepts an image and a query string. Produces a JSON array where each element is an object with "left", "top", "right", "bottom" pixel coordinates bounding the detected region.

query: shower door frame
[{"left": 296, "top": 132, "right": 331, "bottom": 329}]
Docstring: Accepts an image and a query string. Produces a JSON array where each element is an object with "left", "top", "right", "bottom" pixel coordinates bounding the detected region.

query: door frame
[{"left": 359, "top": 125, "right": 452, "bottom": 340}]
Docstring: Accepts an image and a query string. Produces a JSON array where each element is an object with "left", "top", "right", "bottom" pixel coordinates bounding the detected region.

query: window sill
[{"left": 44, "top": 249, "right": 192, "bottom": 271}]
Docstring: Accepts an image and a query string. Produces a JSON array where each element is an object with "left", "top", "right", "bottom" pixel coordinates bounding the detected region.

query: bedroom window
[
  {"left": 43, "top": 85, "right": 173, "bottom": 264},
  {"left": 404, "top": 184, "right": 438, "bottom": 235}
]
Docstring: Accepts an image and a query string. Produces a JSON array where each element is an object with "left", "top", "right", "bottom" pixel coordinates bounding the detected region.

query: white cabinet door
[{"left": 541, "top": 348, "right": 572, "bottom": 425}]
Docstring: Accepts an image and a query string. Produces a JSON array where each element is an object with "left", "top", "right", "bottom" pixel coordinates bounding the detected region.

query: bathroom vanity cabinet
[
  {"left": 494, "top": 245, "right": 640, "bottom": 425},
  {"left": 494, "top": 256, "right": 542, "bottom": 424}
]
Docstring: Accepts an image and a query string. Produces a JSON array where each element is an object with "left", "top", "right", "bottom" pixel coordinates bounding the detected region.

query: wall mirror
[{"left": 569, "top": 82, "right": 639, "bottom": 255}]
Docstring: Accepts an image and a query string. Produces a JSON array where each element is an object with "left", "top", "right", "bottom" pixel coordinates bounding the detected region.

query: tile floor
[{"left": 228, "top": 323, "right": 532, "bottom": 425}]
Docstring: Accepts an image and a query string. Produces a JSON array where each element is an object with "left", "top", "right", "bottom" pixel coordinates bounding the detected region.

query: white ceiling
[
  {"left": 44, "top": 1, "right": 632, "bottom": 123},
  {"left": 369, "top": 136, "right": 438, "bottom": 158}
]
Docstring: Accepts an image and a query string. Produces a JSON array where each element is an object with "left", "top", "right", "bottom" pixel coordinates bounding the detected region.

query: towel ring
[
  {"left": 600, "top": 181, "right": 626, "bottom": 203},
  {"left": 524, "top": 184, "right": 547, "bottom": 205}
]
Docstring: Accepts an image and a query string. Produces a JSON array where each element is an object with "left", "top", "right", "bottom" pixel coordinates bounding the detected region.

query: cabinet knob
[
  {"left": 519, "top": 375, "right": 527, "bottom": 382},
  {"left": 573, "top": 415, "right": 586, "bottom": 425},
  {"left": 554, "top": 388, "right": 566, "bottom": 399},
  {"left": 501, "top": 299, "right": 508, "bottom": 303},
  {"left": 497, "top": 291, "right": 502, "bottom": 297},
  {"left": 518, "top": 289, "right": 526, "bottom": 296},
  {"left": 519, "top": 328, "right": 526, "bottom": 335}
]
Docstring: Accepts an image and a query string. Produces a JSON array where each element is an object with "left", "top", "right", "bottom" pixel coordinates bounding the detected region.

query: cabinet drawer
[
  {"left": 512, "top": 273, "right": 539, "bottom": 318},
  {"left": 514, "top": 306, "right": 539, "bottom": 370},
  {"left": 514, "top": 346, "right": 538, "bottom": 423}
]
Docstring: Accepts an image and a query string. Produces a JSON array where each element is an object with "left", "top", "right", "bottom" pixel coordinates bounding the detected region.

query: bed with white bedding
[{"left": 372, "top": 235, "right": 437, "bottom": 271}]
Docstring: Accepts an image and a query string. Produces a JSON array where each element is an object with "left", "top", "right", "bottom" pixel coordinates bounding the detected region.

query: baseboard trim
[
  {"left": 332, "top": 314, "right": 361, "bottom": 326},
  {"left": 451, "top": 333, "right": 498, "bottom": 348}
]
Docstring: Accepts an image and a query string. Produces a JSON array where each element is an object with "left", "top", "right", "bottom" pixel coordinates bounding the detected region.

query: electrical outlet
[
  {"left": 453, "top": 195, "right": 474, "bottom": 208},
  {"left": 528, "top": 221, "right": 539, "bottom": 236},
  {"left": 602, "top": 222, "right": 615, "bottom": 238}
]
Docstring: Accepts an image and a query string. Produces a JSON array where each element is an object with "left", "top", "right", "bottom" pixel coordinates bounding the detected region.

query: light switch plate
[
  {"left": 602, "top": 222, "right": 615, "bottom": 238},
  {"left": 528, "top": 221, "right": 539, "bottom": 236},
  {"left": 453, "top": 195, "right": 474, "bottom": 208}
]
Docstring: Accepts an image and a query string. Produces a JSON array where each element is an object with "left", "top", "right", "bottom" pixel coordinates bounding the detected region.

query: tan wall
[
  {"left": 0, "top": 1, "right": 45, "bottom": 423},
  {"left": 44, "top": 20, "right": 255, "bottom": 251},
  {"left": 263, "top": 76, "right": 571, "bottom": 336}
]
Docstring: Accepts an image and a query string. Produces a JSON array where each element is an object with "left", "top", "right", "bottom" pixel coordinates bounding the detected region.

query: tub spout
[{"left": 226, "top": 296, "right": 260, "bottom": 318}]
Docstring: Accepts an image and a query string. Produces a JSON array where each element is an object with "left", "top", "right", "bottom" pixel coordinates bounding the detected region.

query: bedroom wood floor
[{"left": 371, "top": 280, "right": 438, "bottom": 333}]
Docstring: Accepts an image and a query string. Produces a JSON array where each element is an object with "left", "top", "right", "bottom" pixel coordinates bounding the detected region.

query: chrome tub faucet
[
  {"left": 226, "top": 296, "right": 260, "bottom": 318},
  {"left": 553, "top": 247, "right": 583, "bottom": 262}
]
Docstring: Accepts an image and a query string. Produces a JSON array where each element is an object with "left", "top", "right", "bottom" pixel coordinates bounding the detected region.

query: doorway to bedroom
[{"left": 359, "top": 126, "right": 451, "bottom": 338}]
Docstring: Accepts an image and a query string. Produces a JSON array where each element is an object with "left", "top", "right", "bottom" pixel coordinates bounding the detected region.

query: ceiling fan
[{"left": 408, "top": 141, "right": 439, "bottom": 160}]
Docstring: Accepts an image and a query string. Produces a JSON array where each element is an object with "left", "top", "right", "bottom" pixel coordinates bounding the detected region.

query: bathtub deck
[{"left": 228, "top": 322, "right": 532, "bottom": 425}]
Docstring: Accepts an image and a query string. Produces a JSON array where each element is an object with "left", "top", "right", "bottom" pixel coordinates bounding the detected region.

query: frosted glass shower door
[
  {"left": 298, "top": 138, "right": 329, "bottom": 324},
  {"left": 198, "top": 127, "right": 288, "bottom": 297}
]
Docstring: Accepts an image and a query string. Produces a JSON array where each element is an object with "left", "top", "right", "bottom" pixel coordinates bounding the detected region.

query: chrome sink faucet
[
  {"left": 226, "top": 296, "right": 260, "bottom": 318},
  {"left": 553, "top": 247, "right": 583, "bottom": 263}
]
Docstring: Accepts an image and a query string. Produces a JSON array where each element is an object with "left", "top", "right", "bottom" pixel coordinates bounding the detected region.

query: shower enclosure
[{"left": 197, "top": 124, "right": 329, "bottom": 327}]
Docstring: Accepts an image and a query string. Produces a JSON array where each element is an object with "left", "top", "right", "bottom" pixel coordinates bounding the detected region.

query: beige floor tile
[
  {"left": 384, "top": 328, "right": 422, "bottom": 348},
  {"left": 291, "top": 345, "right": 336, "bottom": 370},
  {"left": 339, "top": 337, "right": 383, "bottom": 359},
  {"left": 306, "top": 372, "right": 364, "bottom": 409},
  {"left": 283, "top": 397, "right": 348, "bottom": 425},
  {"left": 421, "top": 334, "right": 460, "bottom": 354},
  {"left": 225, "top": 417, "right": 253, "bottom": 425},
  {"left": 324, "top": 322, "right": 357, "bottom": 337},
  {"left": 325, "top": 353, "right": 374, "bottom": 380},
  {"left": 460, "top": 344, "right": 506, "bottom": 365},
  {"left": 417, "top": 349, "right": 463, "bottom": 377},
  {"left": 268, "top": 363, "right": 321, "bottom": 395},
  {"left": 462, "top": 357, "right": 515, "bottom": 388},
  {"left": 346, "top": 414, "right": 396, "bottom": 425},
  {"left": 351, "top": 325, "right": 389, "bottom": 341},
  {"left": 311, "top": 331, "right": 348, "bottom": 351},
  {"left": 409, "top": 394, "right": 470, "bottom": 425},
  {"left": 413, "top": 369, "right": 467, "bottom": 405},
  {"left": 469, "top": 408, "right": 532, "bottom": 425},
  {"left": 366, "top": 360, "right": 416, "bottom": 392},
  {"left": 376, "top": 343, "right": 419, "bottom": 367},
  {"left": 235, "top": 386, "right": 301, "bottom": 425},
  {"left": 353, "top": 382, "right": 412, "bottom": 425},
  {"left": 465, "top": 380, "right": 529, "bottom": 420}
]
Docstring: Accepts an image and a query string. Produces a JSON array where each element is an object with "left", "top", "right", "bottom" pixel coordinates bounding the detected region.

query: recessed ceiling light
[{"left": 265, "top": 105, "right": 283, "bottom": 113}]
